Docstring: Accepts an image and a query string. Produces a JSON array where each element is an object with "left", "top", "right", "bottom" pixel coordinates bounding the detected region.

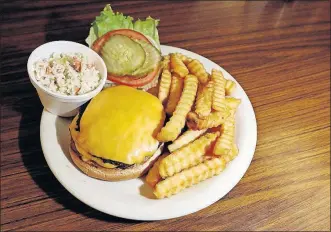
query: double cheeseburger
[{"left": 69, "top": 85, "right": 165, "bottom": 181}]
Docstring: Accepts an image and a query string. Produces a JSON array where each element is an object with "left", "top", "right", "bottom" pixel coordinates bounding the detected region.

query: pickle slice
[
  {"left": 100, "top": 34, "right": 146, "bottom": 76},
  {"left": 131, "top": 40, "right": 162, "bottom": 77}
]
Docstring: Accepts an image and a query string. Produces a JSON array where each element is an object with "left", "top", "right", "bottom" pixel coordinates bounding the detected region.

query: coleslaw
[{"left": 33, "top": 53, "right": 101, "bottom": 96}]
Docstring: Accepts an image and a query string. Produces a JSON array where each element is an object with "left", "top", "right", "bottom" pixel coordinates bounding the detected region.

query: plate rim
[{"left": 40, "top": 45, "right": 257, "bottom": 221}]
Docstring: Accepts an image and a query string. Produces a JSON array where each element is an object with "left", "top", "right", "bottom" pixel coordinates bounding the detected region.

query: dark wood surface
[{"left": 1, "top": 0, "right": 330, "bottom": 231}]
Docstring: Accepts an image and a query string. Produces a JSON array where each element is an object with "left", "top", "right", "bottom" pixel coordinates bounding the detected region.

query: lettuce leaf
[
  {"left": 85, "top": 4, "right": 160, "bottom": 49},
  {"left": 133, "top": 17, "right": 160, "bottom": 49}
]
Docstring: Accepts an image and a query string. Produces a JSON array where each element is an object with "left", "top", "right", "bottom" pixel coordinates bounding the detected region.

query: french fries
[
  {"left": 211, "top": 69, "right": 227, "bottom": 113},
  {"left": 168, "top": 129, "right": 207, "bottom": 152},
  {"left": 170, "top": 54, "right": 189, "bottom": 78},
  {"left": 159, "top": 132, "right": 219, "bottom": 178},
  {"left": 148, "top": 53, "right": 242, "bottom": 199},
  {"left": 146, "top": 153, "right": 169, "bottom": 188},
  {"left": 213, "top": 123, "right": 234, "bottom": 156},
  {"left": 154, "top": 157, "right": 226, "bottom": 199},
  {"left": 225, "top": 80, "right": 236, "bottom": 96},
  {"left": 187, "top": 59, "right": 209, "bottom": 84},
  {"left": 165, "top": 74, "right": 184, "bottom": 114},
  {"left": 162, "top": 55, "right": 170, "bottom": 70},
  {"left": 213, "top": 98, "right": 241, "bottom": 156},
  {"left": 194, "top": 80, "right": 214, "bottom": 118},
  {"left": 158, "top": 69, "right": 172, "bottom": 105},
  {"left": 186, "top": 111, "right": 230, "bottom": 130},
  {"left": 225, "top": 97, "right": 241, "bottom": 113},
  {"left": 221, "top": 143, "right": 239, "bottom": 163},
  {"left": 175, "top": 53, "right": 192, "bottom": 65},
  {"left": 157, "top": 74, "right": 198, "bottom": 142}
]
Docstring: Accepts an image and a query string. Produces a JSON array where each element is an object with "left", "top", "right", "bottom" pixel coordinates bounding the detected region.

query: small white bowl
[{"left": 27, "top": 41, "right": 107, "bottom": 117}]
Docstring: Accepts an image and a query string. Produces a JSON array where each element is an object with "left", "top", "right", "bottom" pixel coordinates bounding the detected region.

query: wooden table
[{"left": 1, "top": 1, "right": 330, "bottom": 231}]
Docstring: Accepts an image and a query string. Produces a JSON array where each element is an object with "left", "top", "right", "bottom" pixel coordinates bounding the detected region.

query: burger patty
[
  {"left": 92, "top": 154, "right": 133, "bottom": 169},
  {"left": 70, "top": 141, "right": 133, "bottom": 169}
]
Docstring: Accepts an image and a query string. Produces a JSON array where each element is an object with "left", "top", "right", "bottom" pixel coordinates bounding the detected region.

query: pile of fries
[{"left": 146, "top": 53, "right": 241, "bottom": 199}]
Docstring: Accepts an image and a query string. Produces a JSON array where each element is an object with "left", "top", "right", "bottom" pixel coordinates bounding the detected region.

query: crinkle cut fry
[
  {"left": 146, "top": 153, "right": 169, "bottom": 188},
  {"left": 158, "top": 69, "right": 172, "bottom": 105},
  {"left": 213, "top": 98, "right": 241, "bottom": 156},
  {"left": 211, "top": 69, "right": 227, "bottom": 113},
  {"left": 168, "top": 129, "right": 207, "bottom": 152},
  {"left": 225, "top": 79, "right": 236, "bottom": 96},
  {"left": 175, "top": 53, "right": 192, "bottom": 65},
  {"left": 186, "top": 111, "right": 229, "bottom": 130},
  {"left": 213, "top": 120, "right": 235, "bottom": 156},
  {"left": 154, "top": 157, "right": 226, "bottom": 199},
  {"left": 162, "top": 55, "right": 170, "bottom": 70},
  {"left": 159, "top": 132, "right": 219, "bottom": 178},
  {"left": 221, "top": 143, "right": 239, "bottom": 164},
  {"left": 187, "top": 59, "right": 209, "bottom": 84},
  {"left": 165, "top": 74, "right": 184, "bottom": 115},
  {"left": 225, "top": 97, "right": 241, "bottom": 112},
  {"left": 170, "top": 53, "right": 189, "bottom": 78},
  {"left": 157, "top": 74, "right": 198, "bottom": 142},
  {"left": 194, "top": 80, "right": 214, "bottom": 118}
]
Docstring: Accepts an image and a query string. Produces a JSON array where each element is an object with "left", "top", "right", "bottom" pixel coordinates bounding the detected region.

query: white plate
[{"left": 40, "top": 45, "right": 257, "bottom": 221}]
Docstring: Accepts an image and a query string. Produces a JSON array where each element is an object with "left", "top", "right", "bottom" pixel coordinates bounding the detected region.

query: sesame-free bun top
[{"left": 69, "top": 85, "right": 165, "bottom": 166}]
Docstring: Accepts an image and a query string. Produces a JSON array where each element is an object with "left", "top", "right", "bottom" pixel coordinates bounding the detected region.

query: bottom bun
[{"left": 69, "top": 141, "right": 164, "bottom": 181}]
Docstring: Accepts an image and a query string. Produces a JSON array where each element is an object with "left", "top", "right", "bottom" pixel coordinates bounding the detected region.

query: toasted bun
[{"left": 69, "top": 140, "right": 164, "bottom": 181}]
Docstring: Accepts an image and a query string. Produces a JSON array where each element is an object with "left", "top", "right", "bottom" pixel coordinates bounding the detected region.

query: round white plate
[{"left": 40, "top": 45, "right": 257, "bottom": 221}]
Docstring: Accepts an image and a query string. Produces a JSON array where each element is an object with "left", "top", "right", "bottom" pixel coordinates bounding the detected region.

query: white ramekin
[{"left": 27, "top": 41, "right": 107, "bottom": 117}]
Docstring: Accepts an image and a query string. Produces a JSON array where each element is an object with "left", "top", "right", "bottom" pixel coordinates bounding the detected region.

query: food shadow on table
[
  {"left": 15, "top": 11, "right": 141, "bottom": 224},
  {"left": 17, "top": 99, "right": 138, "bottom": 224}
]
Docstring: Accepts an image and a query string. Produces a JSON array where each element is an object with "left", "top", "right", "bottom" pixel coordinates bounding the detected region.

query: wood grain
[{"left": 1, "top": 0, "right": 330, "bottom": 231}]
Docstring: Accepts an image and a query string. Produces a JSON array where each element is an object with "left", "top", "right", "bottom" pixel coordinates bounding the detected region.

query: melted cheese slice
[
  {"left": 70, "top": 86, "right": 165, "bottom": 165},
  {"left": 70, "top": 116, "right": 116, "bottom": 168}
]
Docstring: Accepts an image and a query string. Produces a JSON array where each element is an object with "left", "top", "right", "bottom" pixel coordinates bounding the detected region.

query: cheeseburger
[{"left": 69, "top": 85, "right": 165, "bottom": 181}]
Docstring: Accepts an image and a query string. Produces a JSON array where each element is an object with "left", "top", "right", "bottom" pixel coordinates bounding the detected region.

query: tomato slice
[
  {"left": 92, "top": 29, "right": 151, "bottom": 53},
  {"left": 107, "top": 65, "right": 160, "bottom": 87}
]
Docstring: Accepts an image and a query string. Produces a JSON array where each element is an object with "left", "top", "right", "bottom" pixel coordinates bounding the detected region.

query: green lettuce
[{"left": 86, "top": 4, "right": 160, "bottom": 49}]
